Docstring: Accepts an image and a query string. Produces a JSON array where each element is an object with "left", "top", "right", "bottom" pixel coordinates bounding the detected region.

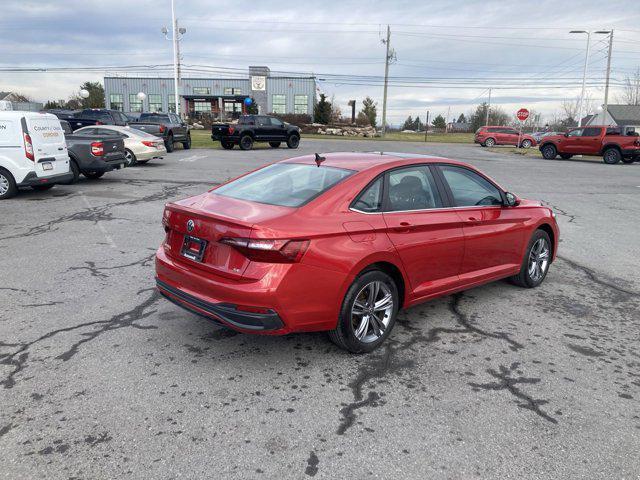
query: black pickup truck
[
  {"left": 60, "top": 120, "right": 127, "bottom": 182},
  {"left": 62, "top": 109, "right": 130, "bottom": 131},
  {"left": 129, "top": 113, "right": 191, "bottom": 152},
  {"left": 211, "top": 115, "right": 301, "bottom": 150}
]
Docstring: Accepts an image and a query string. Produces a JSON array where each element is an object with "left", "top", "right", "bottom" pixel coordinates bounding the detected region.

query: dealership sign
[
  {"left": 251, "top": 76, "right": 266, "bottom": 91},
  {"left": 516, "top": 108, "right": 530, "bottom": 122}
]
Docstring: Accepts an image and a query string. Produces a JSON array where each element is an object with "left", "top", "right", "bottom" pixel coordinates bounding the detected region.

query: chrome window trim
[{"left": 349, "top": 205, "right": 503, "bottom": 215}]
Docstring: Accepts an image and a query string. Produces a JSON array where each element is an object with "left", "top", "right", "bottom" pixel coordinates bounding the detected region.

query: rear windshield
[
  {"left": 79, "top": 110, "right": 111, "bottom": 122},
  {"left": 214, "top": 163, "right": 354, "bottom": 207},
  {"left": 139, "top": 114, "right": 169, "bottom": 123}
]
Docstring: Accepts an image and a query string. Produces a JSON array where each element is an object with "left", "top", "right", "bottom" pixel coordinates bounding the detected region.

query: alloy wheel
[
  {"left": 528, "top": 238, "right": 550, "bottom": 282},
  {"left": 125, "top": 150, "right": 134, "bottom": 166},
  {"left": 0, "top": 173, "right": 9, "bottom": 196},
  {"left": 351, "top": 281, "right": 394, "bottom": 343}
]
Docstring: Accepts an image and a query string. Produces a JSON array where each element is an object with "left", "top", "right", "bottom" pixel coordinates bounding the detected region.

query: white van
[{"left": 0, "top": 111, "right": 72, "bottom": 199}]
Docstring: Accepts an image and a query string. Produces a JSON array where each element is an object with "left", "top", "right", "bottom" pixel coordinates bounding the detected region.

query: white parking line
[{"left": 178, "top": 154, "right": 208, "bottom": 163}]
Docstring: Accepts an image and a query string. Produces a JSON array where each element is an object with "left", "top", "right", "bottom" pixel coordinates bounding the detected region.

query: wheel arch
[
  {"left": 348, "top": 258, "right": 408, "bottom": 309},
  {"left": 601, "top": 143, "right": 622, "bottom": 154},
  {"left": 536, "top": 223, "right": 556, "bottom": 262}
]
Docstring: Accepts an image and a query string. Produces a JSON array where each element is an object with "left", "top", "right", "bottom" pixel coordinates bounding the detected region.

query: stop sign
[{"left": 517, "top": 108, "right": 530, "bottom": 122}]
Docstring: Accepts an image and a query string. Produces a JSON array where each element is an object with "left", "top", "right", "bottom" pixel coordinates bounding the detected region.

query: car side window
[
  {"left": 271, "top": 118, "right": 284, "bottom": 127},
  {"left": 439, "top": 165, "right": 502, "bottom": 207},
  {"left": 352, "top": 177, "right": 383, "bottom": 213},
  {"left": 385, "top": 166, "right": 442, "bottom": 212},
  {"left": 95, "top": 128, "right": 117, "bottom": 136},
  {"left": 567, "top": 128, "right": 583, "bottom": 137},
  {"left": 582, "top": 127, "right": 601, "bottom": 137},
  {"left": 256, "top": 116, "right": 270, "bottom": 126}
]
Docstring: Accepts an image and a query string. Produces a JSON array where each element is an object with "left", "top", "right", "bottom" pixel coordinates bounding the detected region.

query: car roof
[
  {"left": 280, "top": 152, "right": 468, "bottom": 172},
  {"left": 0, "top": 111, "right": 58, "bottom": 120}
]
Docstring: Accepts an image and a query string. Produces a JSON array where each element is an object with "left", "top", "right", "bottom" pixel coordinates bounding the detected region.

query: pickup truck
[
  {"left": 60, "top": 120, "right": 127, "bottom": 182},
  {"left": 129, "top": 113, "right": 190, "bottom": 152},
  {"left": 539, "top": 125, "right": 640, "bottom": 164},
  {"left": 62, "top": 109, "right": 130, "bottom": 132},
  {"left": 211, "top": 115, "right": 301, "bottom": 150}
]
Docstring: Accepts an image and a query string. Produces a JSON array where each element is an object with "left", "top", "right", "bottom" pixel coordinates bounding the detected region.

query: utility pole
[
  {"left": 381, "top": 25, "right": 393, "bottom": 137},
  {"left": 485, "top": 88, "right": 492, "bottom": 126},
  {"left": 424, "top": 110, "right": 430, "bottom": 142},
  {"left": 600, "top": 30, "right": 614, "bottom": 122},
  {"left": 171, "top": 0, "right": 180, "bottom": 117}
]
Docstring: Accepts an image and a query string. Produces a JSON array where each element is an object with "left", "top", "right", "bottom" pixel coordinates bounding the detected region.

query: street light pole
[
  {"left": 571, "top": 30, "right": 591, "bottom": 127},
  {"left": 170, "top": 0, "right": 180, "bottom": 117},
  {"left": 381, "top": 25, "right": 391, "bottom": 138}
]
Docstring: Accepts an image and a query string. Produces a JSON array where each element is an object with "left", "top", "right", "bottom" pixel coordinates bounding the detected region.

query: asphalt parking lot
[{"left": 1, "top": 139, "right": 639, "bottom": 479}]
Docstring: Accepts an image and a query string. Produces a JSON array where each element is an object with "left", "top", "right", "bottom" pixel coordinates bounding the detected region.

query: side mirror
[{"left": 504, "top": 192, "right": 519, "bottom": 207}]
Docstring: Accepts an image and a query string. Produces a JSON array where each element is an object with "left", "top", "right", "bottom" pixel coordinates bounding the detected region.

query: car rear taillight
[
  {"left": 142, "top": 140, "right": 156, "bottom": 147},
  {"left": 91, "top": 141, "right": 104, "bottom": 156},
  {"left": 23, "top": 132, "right": 34, "bottom": 161},
  {"left": 220, "top": 237, "right": 309, "bottom": 263},
  {"left": 228, "top": 126, "right": 235, "bottom": 134},
  {"left": 159, "top": 125, "right": 166, "bottom": 133}
]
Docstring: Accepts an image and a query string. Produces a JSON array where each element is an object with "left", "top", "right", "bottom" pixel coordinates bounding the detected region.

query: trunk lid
[
  {"left": 25, "top": 114, "right": 70, "bottom": 178},
  {"left": 164, "top": 192, "right": 292, "bottom": 279}
]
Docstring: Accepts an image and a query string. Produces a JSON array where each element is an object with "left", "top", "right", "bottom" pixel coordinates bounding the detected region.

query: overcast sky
[{"left": 2, "top": 0, "right": 640, "bottom": 124}]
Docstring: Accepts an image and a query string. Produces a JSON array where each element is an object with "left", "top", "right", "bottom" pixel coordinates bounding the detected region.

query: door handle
[
  {"left": 393, "top": 221, "right": 413, "bottom": 232},
  {"left": 465, "top": 216, "right": 481, "bottom": 225}
]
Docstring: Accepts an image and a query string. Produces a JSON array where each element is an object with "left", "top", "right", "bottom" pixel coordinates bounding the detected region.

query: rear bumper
[
  {"left": 156, "top": 278, "right": 284, "bottom": 331},
  {"left": 17, "top": 171, "right": 74, "bottom": 187},
  {"left": 81, "top": 155, "right": 126, "bottom": 173}
]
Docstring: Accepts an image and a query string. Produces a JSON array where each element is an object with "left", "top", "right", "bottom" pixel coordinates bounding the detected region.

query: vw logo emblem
[{"left": 187, "top": 219, "right": 195, "bottom": 232}]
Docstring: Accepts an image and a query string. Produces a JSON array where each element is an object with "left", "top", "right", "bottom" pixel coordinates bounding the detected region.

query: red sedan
[
  {"left": 475, "top": 126, "right": 536, "bottom": 148},
  {"left": 155, "top": 152, "right": 559, "bottom": 353}
]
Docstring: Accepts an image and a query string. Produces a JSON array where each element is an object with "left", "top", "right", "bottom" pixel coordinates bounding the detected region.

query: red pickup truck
[{"left": 538, "top": 126, "right": 640, "bottom": 164}]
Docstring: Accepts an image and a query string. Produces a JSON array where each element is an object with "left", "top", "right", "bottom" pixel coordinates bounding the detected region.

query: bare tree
[
  {"left": 560, "top": 94, "right": 596, "bottom": 127},
  {"left": 616, "top": 68, "right": 640, "bottom": 105}
]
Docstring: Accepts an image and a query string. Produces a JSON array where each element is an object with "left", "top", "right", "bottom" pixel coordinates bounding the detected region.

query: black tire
[
  {"left": 68, "top": 159, "right": 80, "bottom": 183},
  {"left": 31, "top": 184, "right": 55, "bottom": 191},
  {"left": 286, "top": 135, "right": 300, "bottom": 149},
  {"left": 541, "top": 144, "right": 557, "bottom": 159},
  {"left": 165, "top": 134, "right": 175, "bottom": 153},
  {"left": 0, "top": 168, "right": 18, "bottom": 200},
  {"left": 328, "top": 270, "right": 399, "bottom": 353},
  {"left": 621, "top": 157, "right": 635, "bottom": 164},
  {"left": 560, "top": 153, "right": 573, "bottom": 160},
  {"left": 221, "top": 141, "right": 234, "bottom": 150},
  {"left": 239, "top": 135, "right": 254, "bottom": 150},
  {"left": 84, "top": 171, "right": 104, "bottom": 180},
  {"left": 124, "top": 149, "right": 137, "bottom": 167},
  {"left": 484, "top": 137, "right": 496, "bottom": 147},
  {"left": 183, "top": 134, "right": 192, "bottom": 150},
  {"left": 603, "top": 147, "right": 622, "bottom": 165},
  {"left": 520, "top": 139, "right": 532, "bottom": 149},
  {"left": 510, "top": 229, "right": 552, "bottom": 288},
  {"left": 269, "top": 142, "right": 281, "bottom": 148}
]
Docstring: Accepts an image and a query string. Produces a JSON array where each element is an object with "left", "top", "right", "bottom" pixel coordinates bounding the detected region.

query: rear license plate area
[
  {"left": 181, "top": 235, "right": 207, "bottom": 262},
  {"left": 42, "top": 162, "right": 53, "bottom": 171}
]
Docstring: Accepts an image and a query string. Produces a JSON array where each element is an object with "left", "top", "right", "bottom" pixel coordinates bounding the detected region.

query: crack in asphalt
[
  {"left": 469, "top": 362, "right": 558, "bottom": 424},
  {"left": 559, "top": 255, "right": 638, "bottom": 297},
  {"left": 67, "top": 251, "right": 156, "bottom": 279},
  {"left": 542, "top": 200, "right": 577, "bottom": 223},
  {"left": 337, "top": 292, "right": 526, "bottom": 435},
  {"left": 0, "top": 287, "right": 28, "bottom": 293},
  {"left": 0, "top": 184, "right": 192, "bottom": 242},
  {"left": 0, "top": 290, "right": 160, "bottom": 389}
]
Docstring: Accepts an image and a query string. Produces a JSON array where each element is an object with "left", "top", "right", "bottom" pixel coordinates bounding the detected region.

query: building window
[
  {"left": 110, "top": 94, "right": 123, "bottom": 111},
  {"left": 224, "top": 101, "right": 242, "bottom": 113},
  {"left": 129, "top": 94, "right": 142, "bottom": 112},
  {"left": 224, "top": 88, "right": 242, "bottom": 95},
  {"left": 149, "top": 94, "right": 162, "bottom": 113},
  {"left": 294, "top": 95, "right": 308, "bottom": 114},
  {"left": 193, "top": 101, "right": 211, "bottom": 113},
  {"left": 272, "top": 94, "right": 286, "bottom": 114},
  {"left": 168, "top": 94, "right": 176, "bottom": 113},
  {"left": 193, "top": 87, "right": 210, "bottom": 95}
]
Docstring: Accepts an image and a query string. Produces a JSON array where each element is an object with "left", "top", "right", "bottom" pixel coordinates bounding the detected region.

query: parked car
[
  {"left": 75, "top": 125, "right": 166, "bottom": 166},
  {"left": 129, "top": 113, "right": 190, "bottom": 152},
  {"left": 538, "top": 125, "right": 640, "bottom": 164},
  {"left": 60, "top": 121, "right": 127, "bottom": 182},
  {"left": 63, "top": 109, "right": 129, "bottom": 131},
  {"left": 0, "top": 111, "right": 72, "bottom": 199},
  {"left": 211, "top": 115, "right": 301, "bottom": 150},
  {"left": 42, "top": 108, "right": 78, "bottom": 120},
  {"left": 155, "top": 152, "right": 559, "bottom": 353},
  {"left": 475, "top": 126, "right": 536, "bottom": 148}
]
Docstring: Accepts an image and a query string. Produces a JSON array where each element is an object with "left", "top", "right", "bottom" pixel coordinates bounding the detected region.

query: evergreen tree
[
  {"left": 314, "top": 94, "right": 332, "bottom": 124},
  {"left": 402, "top": 115, "right": 414, "bottom": 130},
  {"left": 360, "top": 97, "right": 377, "bottom": 127},
  {"left": 457, "top": 113, "right": 467, "bottom": 123},
  {"left": 432, "top": 114, "right": 446, "bottom": 129}
]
